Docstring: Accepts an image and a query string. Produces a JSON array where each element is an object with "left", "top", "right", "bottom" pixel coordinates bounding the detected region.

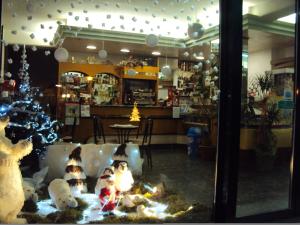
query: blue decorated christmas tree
[{"left": 1, "top": 45, "right": 60, "bottom": 170}]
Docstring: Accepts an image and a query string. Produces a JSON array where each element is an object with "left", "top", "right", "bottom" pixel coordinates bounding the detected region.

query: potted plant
[{"left": 248, "top": 72, "right": 281, "bottom": 171}]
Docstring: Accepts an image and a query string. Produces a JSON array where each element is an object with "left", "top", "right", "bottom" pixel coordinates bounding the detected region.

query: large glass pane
[
  {"left": 237, "top": 0, "right": 296, "bottom": 217},
  {"left": 1, "top": 0, "right": 220, "bottom": 223}
]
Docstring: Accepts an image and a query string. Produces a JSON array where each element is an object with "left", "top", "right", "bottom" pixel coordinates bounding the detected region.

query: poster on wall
[
  {"left": 65, "top": 103, "right": 80, "bottom": 125},
  {"left": 80, "top": 104, "right": 90, "bottom": 117}
]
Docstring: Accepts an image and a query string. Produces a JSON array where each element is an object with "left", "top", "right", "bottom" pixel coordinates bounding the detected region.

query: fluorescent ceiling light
[
  {"left": 120, "top": 48, "right": 130, "bottom": 53},
  {"left": 152, "top": 51, "right": 161, "bottom": 56},
  {"left": 194, "top": 56, "right": 204, "bottom": 60},
  {"left": 86, "top": 45, "right": 97, "bottom": 49}
]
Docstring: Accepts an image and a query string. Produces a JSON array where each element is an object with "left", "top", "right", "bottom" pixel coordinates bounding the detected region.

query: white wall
[
  {"left": 272, "top": 46, "right": 294, "bottom": 61},
  {"left": 248, "top": 49, "right": 272, "bottom": 83}
]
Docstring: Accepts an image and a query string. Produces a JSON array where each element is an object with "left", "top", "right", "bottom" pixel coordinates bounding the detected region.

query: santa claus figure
[{"left": 98, "top": 167, "right": 119, "bottom": 214}]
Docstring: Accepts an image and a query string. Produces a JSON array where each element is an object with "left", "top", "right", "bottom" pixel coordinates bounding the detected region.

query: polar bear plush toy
[
  {"left": 0, "top": 116, "right": 33, "bottom": 224},
  {"left": 48, "top": 179, "right": 78, "bottom": 210}
]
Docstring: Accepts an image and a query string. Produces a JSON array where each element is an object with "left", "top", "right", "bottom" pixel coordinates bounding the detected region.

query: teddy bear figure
[{"left": 0, "top": 116, "right": 33, "bottom": 224}]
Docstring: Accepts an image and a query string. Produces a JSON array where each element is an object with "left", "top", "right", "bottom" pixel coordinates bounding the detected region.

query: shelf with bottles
[
  {"left": 178, "top": 60, "right": 200, "bottom": 72},
  {"left": 123, "top": 79, "right": 157, "bottom": 105},
  {"left": 92, "top": 73, "right": 121, "bottom": 105},
  {"left": 58, "top": 71, "right": 93, "bottom": 103}
]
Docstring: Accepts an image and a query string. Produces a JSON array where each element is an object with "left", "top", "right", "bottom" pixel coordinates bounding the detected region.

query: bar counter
[{"left": 72, "top": 105, "right": 187, "bottom": 143}]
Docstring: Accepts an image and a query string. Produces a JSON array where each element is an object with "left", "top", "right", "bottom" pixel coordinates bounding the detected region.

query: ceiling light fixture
[
  {"left": 86, "top": 45, "right": 97, "bottom": 50},
  {"left": 120, "top": 48, "right": 130, "bottom": 53},
  {"left": 152, "top": 51, "right": 161, "bottom": 56}
]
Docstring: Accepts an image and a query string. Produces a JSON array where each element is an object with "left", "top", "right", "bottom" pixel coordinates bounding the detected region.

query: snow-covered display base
[
  {"left": 36, "top": 193, "right": 171, "bottom": 224},
  {"left": 40, "top": 143, "right": 143, "bottom": 180}
]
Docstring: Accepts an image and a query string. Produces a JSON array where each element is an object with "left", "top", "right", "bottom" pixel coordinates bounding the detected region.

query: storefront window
[
  {"left": 237, "top": 0, "right": 296, "bottom": 217},
  {"left": 1, "top": 0, "right": 220, "bottom": 223}
]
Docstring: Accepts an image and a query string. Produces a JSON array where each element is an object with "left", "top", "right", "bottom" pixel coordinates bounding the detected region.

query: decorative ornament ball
[
  {"left": 145, "top": 34, "right": 159, "bottom": 47},
  {"left": 54, "top": 47, "right": 69, "bottom": 62},
  {"left": 31, "top": 46, "right": 37, "bottom": 51},
  {"left": 205, "top": 59, "right": 211, "bottom": 65},
  {"left": 45, "top": 50, "right": 51, "bottom": 56},
  {"left": 209, "top": 54, "right": 215, "bottom": 60},
  {"left": 8, "top": 59, "right": 13, "bottom": 64},
  {"left": 188, "top": 23, "right": 205, "bottom": 39},
  {"left": 39, "top": 92, "right": 44, "bottom": 97},
  {"left": 213, "top": 66, "right": 219, "bottom": 73},
  {"left": 26, "top": 124, "right": 31, "bottom": 130},
  {"left": 161, "top": 65, "right": 172, "bottom": 76},
  {"left": 127, "top": 69, "right": 137, "bottom": 76},
  {"left": 183, "top": 51, "right": 189, "bottom": 57},
  {"left": 214, "top": 76, "right": 219, "bottom": 81},
  {"left": 98, "top": 49, "right": 108, "bottom": 59},
  {"left": 13, "top": 44, "right": 20, "bottom": 52}
]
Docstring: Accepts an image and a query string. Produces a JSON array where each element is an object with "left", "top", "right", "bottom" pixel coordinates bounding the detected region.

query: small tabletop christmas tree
[{"left": 129, "top": 102, "right": 140, "bottom": 122}]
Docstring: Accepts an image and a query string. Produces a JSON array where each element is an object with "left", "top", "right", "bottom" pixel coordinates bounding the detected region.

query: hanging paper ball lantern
[
  {"left": 54, "top": 47, "right": 69, "bottom": 62},
  {"left": 145, "top": 34, "right": 159, "bottom": 47},
  {"left": 127, "top": 69, "right": 137, "bottom": 76},
  {"left": 161, "top": 65, "right": 172, "bottom": 76},
  {"left": 188, "top": 23, "right": 205, "bottom": 39},
  {"left": 98, "top": 49, "right": 107, "bottom": 59}
]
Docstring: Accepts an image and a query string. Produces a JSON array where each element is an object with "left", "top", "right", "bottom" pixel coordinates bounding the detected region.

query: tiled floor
[{"left": 142, "top": 146, "right": 291, "bottom": 221}]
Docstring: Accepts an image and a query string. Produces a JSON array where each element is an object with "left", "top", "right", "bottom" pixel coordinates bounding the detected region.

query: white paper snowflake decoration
[
  {"left": 5, "top": 72, "right": 12, "bottom": 78},
  {"left": 31, "top": 46, "right": 37, "bottom": 51},
  {"left": 54, "top": 48, "right": 69, "bottom": 62},
  {"left": 13, "top": 44, "right": 20, "bottom": 52}
]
